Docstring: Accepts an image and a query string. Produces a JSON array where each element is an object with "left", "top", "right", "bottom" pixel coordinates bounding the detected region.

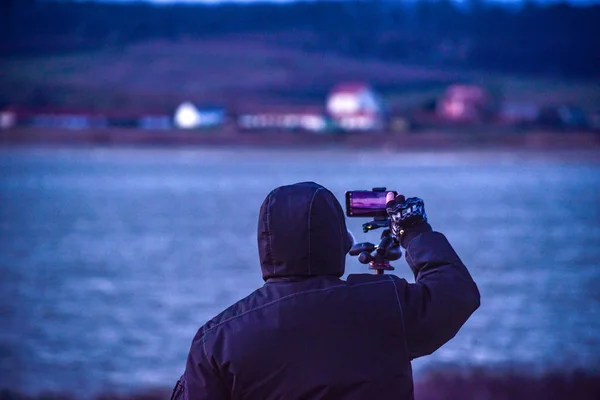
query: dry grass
[
  {"left": 1, "top": 38, "right": 599, "bottom": 113},
  {"left": 0, "top": 38, "right": 452, "bottom": 111},
  {"left": 1, "top": 368, "right": 598, "bottom": 400},
  {"left": 415, "top": 368, "right": 600, "bottom": 400}
]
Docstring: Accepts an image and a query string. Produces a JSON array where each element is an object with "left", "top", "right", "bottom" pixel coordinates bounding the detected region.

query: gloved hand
[{"left": 385, "top": 192, "right": 432, "bottom": 249}]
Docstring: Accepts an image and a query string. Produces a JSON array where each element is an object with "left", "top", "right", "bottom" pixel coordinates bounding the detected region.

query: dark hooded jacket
[{"left": 173, "top": 182, "right": 480, "bottom": 400}]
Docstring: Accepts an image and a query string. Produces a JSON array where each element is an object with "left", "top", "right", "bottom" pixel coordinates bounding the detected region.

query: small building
[
  {"left": 0, "top": 110, "right": 16, "bottom": 130},
  {"left": 326, "top": 82, "right": 385, "bottom": 131},
  {"left": 237, "top": 106, "right": 328, "bottom": 133},
  {"left": 590, "top": 110, "right": 600, "bottom": 131},
  {"left": 174, "top": 102, "right": 226, "bottom": 130},
  {"left": 22, "top": 109, "right": 108, "bottom": 129},
  {"left": 536, "top": 104, "right": 589, "bottom": 131},
  {"left": 436, "top": 84, "right": 496, "bottom": 123},
  {"left": 498, "top": 102, "right": 539, "bottom": 125}
]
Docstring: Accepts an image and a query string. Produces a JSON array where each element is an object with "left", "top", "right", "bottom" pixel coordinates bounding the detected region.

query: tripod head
[{"left": 349, "top": 228, "right": 401, "bottom": 274}]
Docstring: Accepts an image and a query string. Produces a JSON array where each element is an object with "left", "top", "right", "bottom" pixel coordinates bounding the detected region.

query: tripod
[{"left": 349, "top": 217, "right": 402, "bottom": 275}]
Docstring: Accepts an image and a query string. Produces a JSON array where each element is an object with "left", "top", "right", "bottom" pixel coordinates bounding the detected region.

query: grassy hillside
[{"left": 1, "top": 38, "right": 599, "bottom": 114}]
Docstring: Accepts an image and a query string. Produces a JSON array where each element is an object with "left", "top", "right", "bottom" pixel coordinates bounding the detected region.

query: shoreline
[{"left": 2, "top": 128, "right": 600, "bottom": 152}]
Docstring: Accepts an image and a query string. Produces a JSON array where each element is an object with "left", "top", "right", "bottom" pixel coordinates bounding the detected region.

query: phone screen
[{"left": 345, "top": 190, "right": 397, "bottom": 217}]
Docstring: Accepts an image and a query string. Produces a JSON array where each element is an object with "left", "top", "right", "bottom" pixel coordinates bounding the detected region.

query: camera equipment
[
  {"left": 346, "top": 187, "right": 402, "bottom": 275},
  {"left": 345, "top": 190, "right": 398, "bottom": 218}
]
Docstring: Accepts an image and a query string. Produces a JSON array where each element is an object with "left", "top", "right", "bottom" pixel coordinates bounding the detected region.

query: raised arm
[
  {"left": 399, "top": 231, "right": 480, "bottom": 359},
  {"left": 386, "top": 194, "right": 480, "bottom": 359}
]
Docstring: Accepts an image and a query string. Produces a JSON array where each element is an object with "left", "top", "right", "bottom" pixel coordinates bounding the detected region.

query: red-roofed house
[
  {"left": 326, "top": 82, "right": 385, "bottom": 131},
  {"left": 436, "top": 85, "right": 496, "bottom": 123}
]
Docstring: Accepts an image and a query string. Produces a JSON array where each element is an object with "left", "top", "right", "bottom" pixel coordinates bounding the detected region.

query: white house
[
  {"left": 326, "top": 82, "right": 385, "bottom": 131},
  {"left": 174, "top": 102, "right": 226, "bottom": 129}
]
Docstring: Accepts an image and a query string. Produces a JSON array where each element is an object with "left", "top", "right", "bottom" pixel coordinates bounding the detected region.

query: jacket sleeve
[
  {"left": 397, "top": 231, "right": 480, "bottom": 360},
  {"left": 183, "top": 328, "right": 230, "bottom": 400}
]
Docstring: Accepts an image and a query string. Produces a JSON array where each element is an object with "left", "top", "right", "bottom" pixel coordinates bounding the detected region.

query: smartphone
[{"left": 345, "top": 190, "right": 397, "bottom": 218}]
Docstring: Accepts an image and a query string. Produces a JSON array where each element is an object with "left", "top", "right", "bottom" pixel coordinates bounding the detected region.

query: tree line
[{"left": 1, "top": 0, "right": 599, "bottom": 78}]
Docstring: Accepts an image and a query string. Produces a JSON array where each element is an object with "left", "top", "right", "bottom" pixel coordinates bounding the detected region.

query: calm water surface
[{"left": 1, "top": 147, "right": 599, "bottom": 395}]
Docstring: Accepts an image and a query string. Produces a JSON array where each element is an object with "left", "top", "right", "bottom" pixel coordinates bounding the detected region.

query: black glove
[{"left": 386, "top": 194, "right": 432, "bottom": 248}]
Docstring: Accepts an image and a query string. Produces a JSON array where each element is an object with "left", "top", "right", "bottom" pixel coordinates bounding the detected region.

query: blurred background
[{"left": 1, "top": 0, "right": 600, "bottom": 399}]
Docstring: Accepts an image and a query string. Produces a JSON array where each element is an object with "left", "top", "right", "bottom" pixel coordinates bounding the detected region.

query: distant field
[{"left": 1, "top": 37, "right": 599, "bottom": 113}]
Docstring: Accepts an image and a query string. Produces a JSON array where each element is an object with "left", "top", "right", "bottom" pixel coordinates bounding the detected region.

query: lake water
[{"left": 1, "top": 146, "right": 599, "bottom": 395}]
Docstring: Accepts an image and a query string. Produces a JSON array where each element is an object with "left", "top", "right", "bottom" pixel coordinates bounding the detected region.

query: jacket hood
[{"left": 258, "top": 182, "right": 352, "bottom": 281}]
